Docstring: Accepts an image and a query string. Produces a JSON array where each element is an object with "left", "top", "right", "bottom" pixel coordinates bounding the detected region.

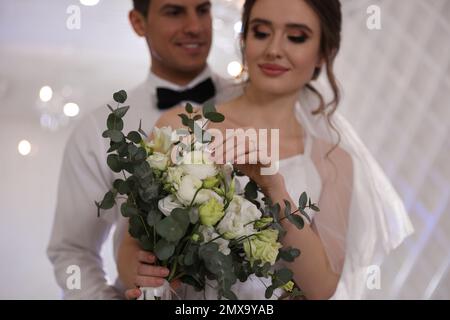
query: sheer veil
[{"left": 295, "top": 88, "right": 414, "bottom": 299}]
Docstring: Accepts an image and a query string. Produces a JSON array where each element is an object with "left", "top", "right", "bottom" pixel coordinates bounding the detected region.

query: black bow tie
[{"left": 156, "top": 78, "right": 216, "bottom": 110}]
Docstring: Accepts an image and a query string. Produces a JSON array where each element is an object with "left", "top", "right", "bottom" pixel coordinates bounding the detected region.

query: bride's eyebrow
[{"left": 249, "top": 18, "right": 272, "bottom": 27}]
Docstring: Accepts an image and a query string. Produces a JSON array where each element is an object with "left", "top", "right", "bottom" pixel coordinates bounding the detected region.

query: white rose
[
  {"left": 181, "top": 150, "right": 217, "bottom": 180},
  {"left": 199, "top": 226, "right": 231, "bottom": 256},
  {"left": 217, "top": 195, "right": 262, "bottom": 239},
  {"left": 147, "top": 152, "right": 169, "bottom": 171},
  {"left": 150, "top": 126, "right": 173, "bottom": 154},
  {"left": 175, "top": 175, "right": 221, "bottom": 206},
  {"left": 158, "top": 194, "right": 183, "bottom": 216}
]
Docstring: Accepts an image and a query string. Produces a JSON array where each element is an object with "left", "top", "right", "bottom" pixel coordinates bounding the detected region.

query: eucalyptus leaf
[
  {"left": 103, "top": 130, "right": 124, "bottom": 143},
  {"left": 244, "top": 180, "right": 258, "bottom": 200},
  {"left": 155, "top": 208, "right": 189, "bottom": 242},
  {"left": 127, "top": 131, "right": 142, "bottom": 144},
  {"left": 202, "top": 101, "right": 216, "bottom": 116},
  {"left": 139, "top": 235, "right": 153, "bottom": 251},
  {"left": 97, "top": 191, "right": 115, "bottom": 210},
  {"left": 114, "top": 105, "right": 130, "bottom": 118},
  {"left": 107, "top": 154, "right": 122, "bottom": 173},
  {"left": 298, "top": 192, "right": 308, "bottom": 209},
  {"left": 120, "top": 202, "right": 139, "bottom": 217},
  {"left": 107, "top": 114, "right": 124, "bottom": 131},
  {"left": 265, "top": 286, "right": 274, "bottom": 299},
  {"left": 113, "top": 90, "right": 127, "bottom": 104},
  {"left": 154, "top": 238, "right": 175, "bottom": 260},
  {"left": 185, "top": 103, "right": 193, "bottom": 114},
  {"left": 146, "top": 209, "right": 162, "bottom": 226},
  {"left": 204, "top": 112, "right": 225, "bottom": 123}
]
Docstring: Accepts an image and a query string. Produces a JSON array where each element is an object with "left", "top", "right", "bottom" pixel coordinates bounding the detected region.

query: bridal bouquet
[{"left": 96, "top": 90, "right": 319, "bottom": 300}]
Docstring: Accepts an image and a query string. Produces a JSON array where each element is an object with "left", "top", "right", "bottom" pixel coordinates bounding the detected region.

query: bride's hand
[{"left": 210, "top": 127, "right": 285, "bottom": 196}]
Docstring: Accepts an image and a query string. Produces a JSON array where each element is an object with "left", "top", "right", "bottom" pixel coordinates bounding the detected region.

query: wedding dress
[{"left": 177, "top": 88, "right": 414, "bottom": 300}]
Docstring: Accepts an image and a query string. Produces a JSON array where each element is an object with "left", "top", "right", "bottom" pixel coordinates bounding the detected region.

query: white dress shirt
[{"left": 47, "top": 66, "right": 241, "bottom": 299}]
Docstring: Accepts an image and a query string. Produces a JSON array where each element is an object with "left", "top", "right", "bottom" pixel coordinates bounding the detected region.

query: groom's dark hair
[{"left": 133, "top": 0, "right": 151, "bottom": 16}]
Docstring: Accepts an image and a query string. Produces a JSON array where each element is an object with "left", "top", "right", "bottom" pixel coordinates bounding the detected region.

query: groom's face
[{"left": 145, "top": 0, "right": 212, "bottom": 76}]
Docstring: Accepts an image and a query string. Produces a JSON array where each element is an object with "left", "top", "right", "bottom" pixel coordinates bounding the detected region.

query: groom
[{"left": 47, "top": 0, "right": 238, "bottom": 299}]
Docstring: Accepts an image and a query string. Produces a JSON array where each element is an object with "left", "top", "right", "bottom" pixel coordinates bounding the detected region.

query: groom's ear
[{"left": 129, "top": 10, "right": 147, "bottom": 37}]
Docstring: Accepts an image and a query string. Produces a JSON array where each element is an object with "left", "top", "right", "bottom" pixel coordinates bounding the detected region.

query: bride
[{"left": 118, "top": 0, "right": 413, "bottom": 299}]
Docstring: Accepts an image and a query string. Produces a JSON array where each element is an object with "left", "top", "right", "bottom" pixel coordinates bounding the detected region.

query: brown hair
[
  {"left": 133, "top": 0, "right": 151, "bottom": 17},
  {"left": 241, "top": 0, "right": 343, "bottom": 153}
]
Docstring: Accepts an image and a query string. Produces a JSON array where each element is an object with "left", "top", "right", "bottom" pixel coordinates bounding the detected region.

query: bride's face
[{"left": 244, "top": 0, "right": 323, "bottom": 95}]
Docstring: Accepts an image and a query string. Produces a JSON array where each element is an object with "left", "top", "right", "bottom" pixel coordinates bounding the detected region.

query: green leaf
[
  {"left": 120, "top": 202, "right": 139, "bottom": 217},
  {"left": 133, "top": 161, "right": 152, "bottom": 179},
  {"left": 138, "top": 183, "right": 160, "bottom": 202},
  {"left": 265, "top": 286, "right": 274, "bottom": 299},
  {"left": 128, "top": 215, "right": 144, "bottom": 238},
  {"left": 113, "top": 90, "right": 127, "bottom": 103},
  {"left": 204, "top": 112, "right": 225, "bottom": 123},
  {"left": 146, "top": 209, "right": 162, "bottom": 226},
  {"left": 298, "top": 192, "right": 308, "bottom": 209},
  {"left": 114, "top": 106, "right": 130, "bottom": 118},
  {"left": 178, "top": 114, "right": 190, "bottom": 127},
  {"left": 127, "top": 144, "right": 138, "bottom": 158},
  {"left": 127, "top": 131, "right": 142, "bottom": 144},
  {"left": 278, "top": 247, "right": 301, "bottom": 262},
  {"left": 107, "top": 104, "right": 114, "bottom": 112},
  {"left": 244, "top": 180, "right": 258, "bottom": 200},
  {"left": 273, "top": 268, "right": 293, "bottom": 284},
  {"left": 107, "top": 114, "right": 124, "bottom": 131},
  {"left": 102, "top": 130, "right": 124, "bottom": 143},
  {"left": 283, "top": 200, "right": 291, "bottom": 218},
  {"left": 107, "top": 154, "right": 122, "bottom": 173},
  {"left": 96, "top": 191, "right": 115, "bottom": 210},
  {"left": 222, "top": 289, "right": 238, "bottom": 300},
  {"left": 155, "top": 208, "right": 190, "bottom": 242},
  {"left": 286, "top": 212, "right": 305, "bottom": 230},
  {"left": 202, "top": 101, "right": 216, "bottom": 116},
  {"left": 310, "top": 204, "right": 320, "bottom": 212},
  {"left": 185, "top": 103, "right": 193, "bottom": 114},
  {"left": 134, "top": 147, "right": 147, "bottom": 162},
  {"left": 184, "top": 245, "right": 198, "bottom": 266},
  {"left": 107, "top": 142, "right": 123, "bottom": 153},
  {"left": 154, "top": 238, "right": 175, "bottom": 260},
  {"left": 193, "top": 114, "right": 202, "bottom": 121},
  {"left": 139, "top": 235, "right": 153, "bottom": 251}
]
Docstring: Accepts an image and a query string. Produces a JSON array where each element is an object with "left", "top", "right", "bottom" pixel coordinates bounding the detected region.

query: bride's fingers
[
  {"left": 135, "top": 275, "right": 166, "bottom": 287},
  {"left": 137, "top": 264, "right": 170, "bottom": 277},
  {"left": 125, "top": 288, "right": 141, "bottom": 300}
]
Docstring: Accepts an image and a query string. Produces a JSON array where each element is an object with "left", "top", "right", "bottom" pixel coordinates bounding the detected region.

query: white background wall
[{"left": 0, "top": 0, "right": 449, "bottom": 299}]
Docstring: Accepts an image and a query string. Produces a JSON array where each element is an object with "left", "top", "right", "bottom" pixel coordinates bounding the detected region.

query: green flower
[
  {"left": 254, "top": 217, "right": 273, "bottom": 229},
  {"left": 199, "top": 198, "right": 224, "bottom": 226},
  {"left": 281, "top": 281, "right": 294, "bottom": 292},
  {"left": 203, "top": 176, "right": 220, "bottom": 189},
  {"left": 243, "top": 229, "right": 282, "bottom": 266},
  {"left": 191, "top": 234, "right": 200, "bottom": 242}
]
